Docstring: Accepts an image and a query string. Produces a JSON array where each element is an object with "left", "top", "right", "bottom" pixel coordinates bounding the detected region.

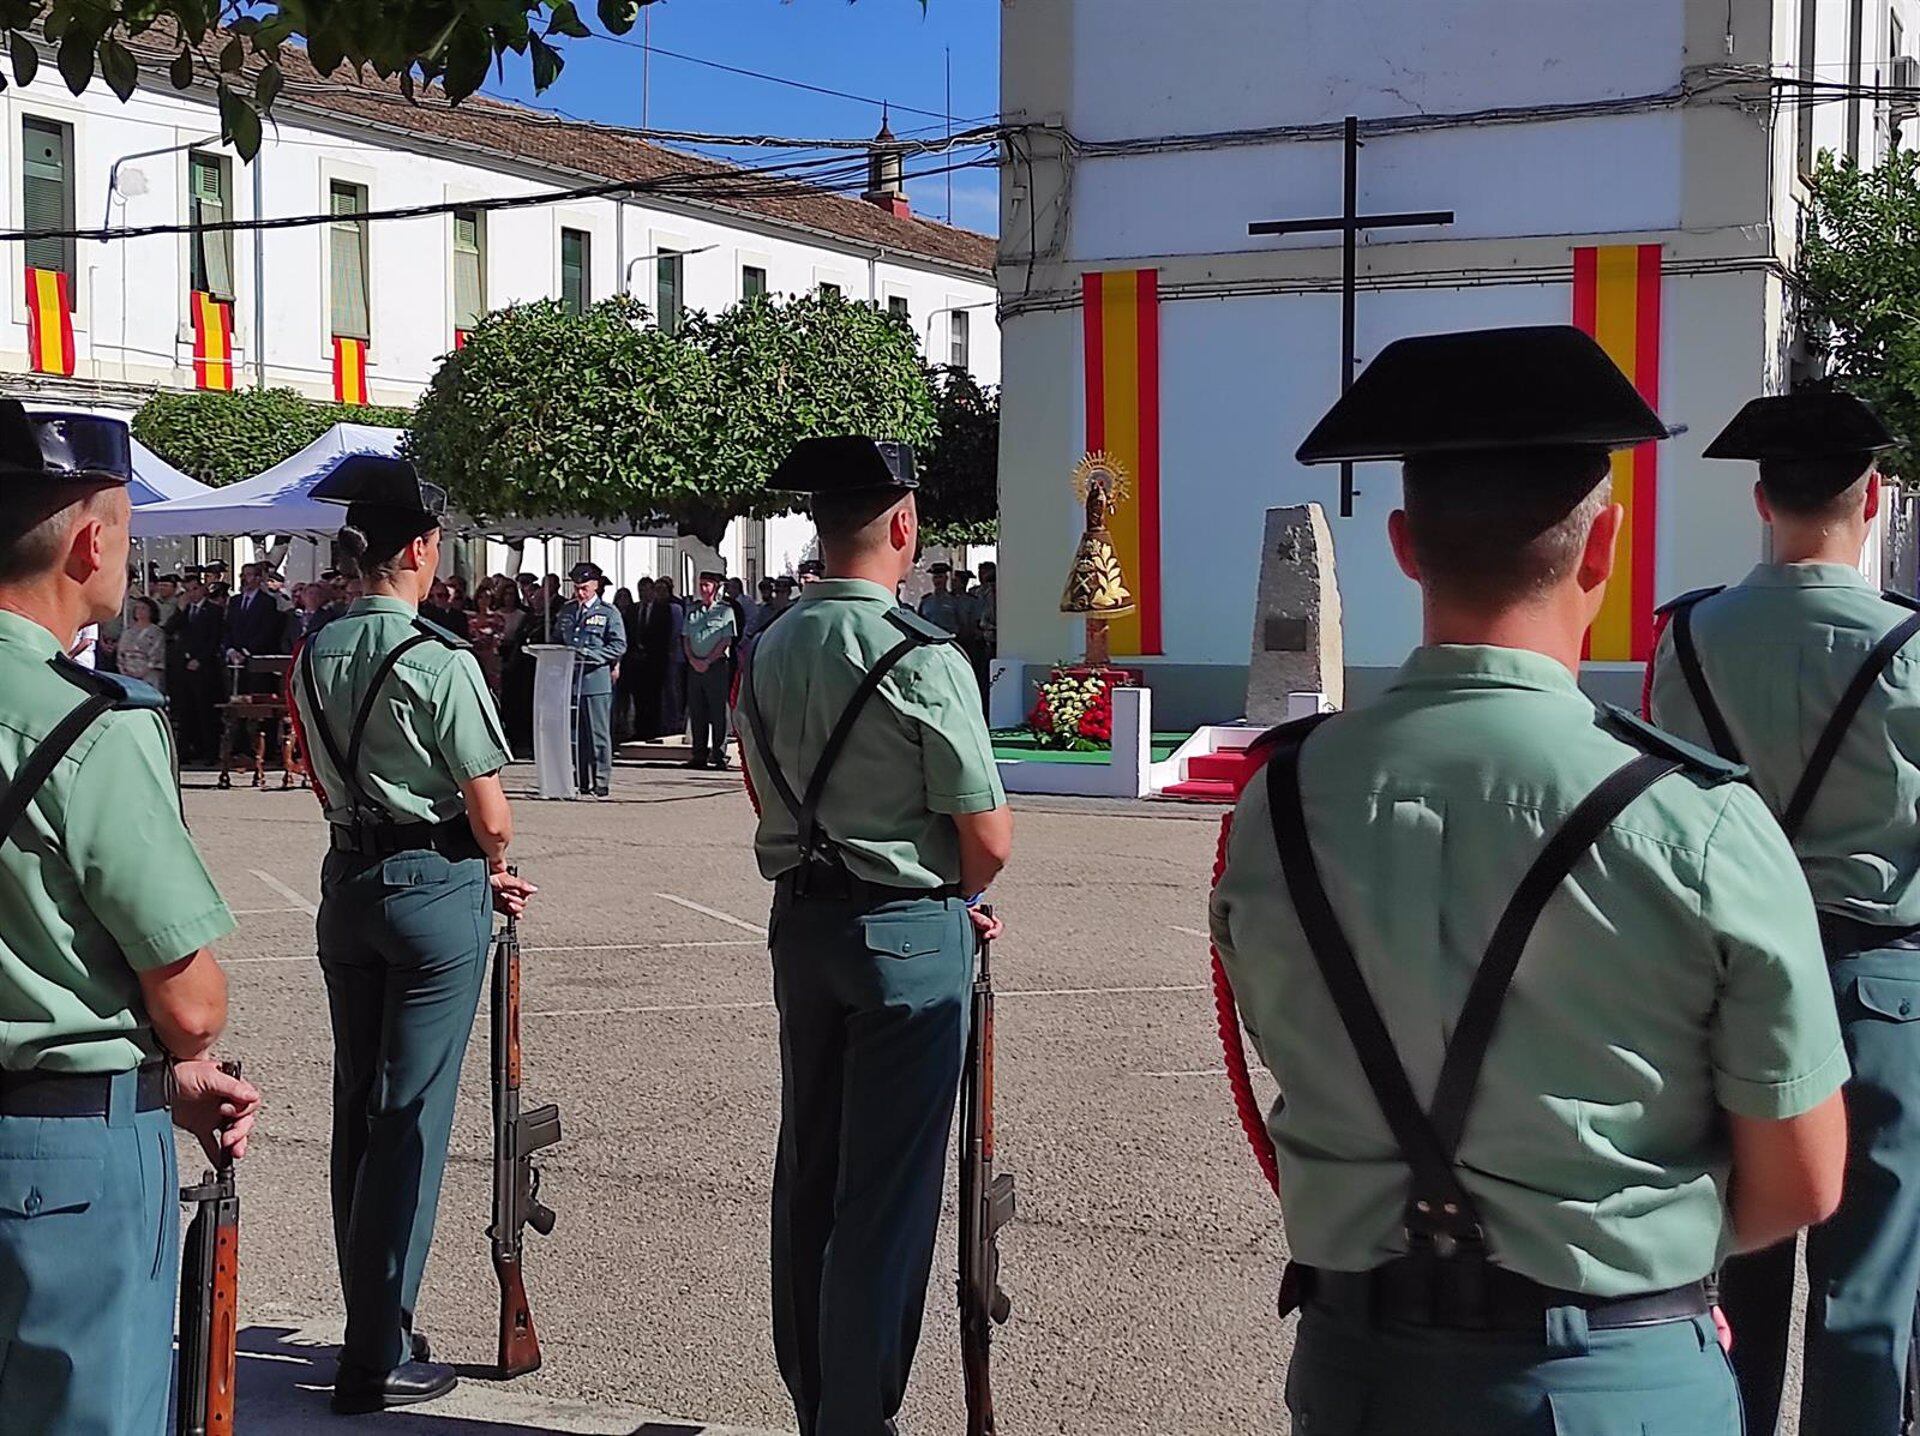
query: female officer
[{"left": 290, "top": 454, "right": 536, "bottom": 1414}]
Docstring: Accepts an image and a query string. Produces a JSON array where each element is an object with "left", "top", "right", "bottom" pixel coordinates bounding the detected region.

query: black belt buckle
[{"left": 1401, "top": 1200, "right": 1491, "bottom": 1329}]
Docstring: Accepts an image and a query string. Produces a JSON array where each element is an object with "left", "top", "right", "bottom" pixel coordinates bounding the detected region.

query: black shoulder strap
[
  {"left": 0, "top": 691, "right": 117, "bottom": 848},
  {"left": 1267, "top": 720, "right": 1679, "bottom": 1238},
  {"left": 299, "top": 641, "right": 376, "bottom": 818},
  {"left": 345, "top": 635, "right": 434, "bottom": 795},
  {"left": 1668, "top": 594, "right": 1742, "bottom": 763},
  {"left": 741, "top": 651, "right": 805, "bottom": 825},
  {"left": 1780, "top": 608, "right": 1920, "bottom": 840}
]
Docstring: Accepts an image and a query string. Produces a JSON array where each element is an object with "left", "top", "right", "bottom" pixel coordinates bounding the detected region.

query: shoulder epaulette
[
  {"left": 886, "top": 607, "right": 955, "bottom": 644},
  {"left": 1882, "top": 590, "right": 1920, "bottom": 613},
  {"left": 48, "top": 654, "right": 166, "bottom": 711},
  {"left": 1653, "top": 585, "right": 1726, "bottom": 617},
  {"left": 411, "top": 616, "right": 471, "bottom": 649},
  {"left": 1597, "top": 704, "right": 1747, "bottom": 785}
]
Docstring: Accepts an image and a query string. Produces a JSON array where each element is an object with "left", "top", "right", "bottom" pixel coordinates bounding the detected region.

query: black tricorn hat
[
  {"left": 769, "top": 436, "right": 918, "bottom": 493},
  {"left": 1296, "top": 326, "right": 1674, "bottom": 465},
  {"left": 797, "top": 558, "right": 826, "bottom": 576},
  {"left": 1704, "top": 391, "right": 1897, "bottom": 461},
  {"left": 568, "top": 561, "right": 604, "bottom": 584},
  {"left": 698, "top": 568, "right": 726, "bottom": 582},
  {"left": 310, "top": 453, "right": 447, "bottom": 517},
  {"left": 0, "top": 401, "right": 134, "bottom": 485}
]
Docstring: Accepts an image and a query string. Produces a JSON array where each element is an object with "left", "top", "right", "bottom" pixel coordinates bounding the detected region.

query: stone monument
[{"left": 1246, "top": 504, "right": 1343, "bottom": 724}]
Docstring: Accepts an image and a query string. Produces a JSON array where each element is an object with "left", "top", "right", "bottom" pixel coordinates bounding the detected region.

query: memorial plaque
[{"left": 1246, "top": 504, "right": 1343, "bottom": 724}]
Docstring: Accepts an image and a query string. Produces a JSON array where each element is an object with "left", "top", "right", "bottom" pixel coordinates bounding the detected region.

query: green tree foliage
[
  {"left": 131, "top": 386, "right": 411, "bottom": 486},
  {"left": 406, "top": 296, "right": 719, "bottom": 532},
  {"left": 1802, "top": 148, "right": 1920, "bottom": 477},
  {"left": 0, "top": 2, "right": 647, "bottom": 158},
  {"left": 917, "top": 364, "right": 998, "bottom": 546}
]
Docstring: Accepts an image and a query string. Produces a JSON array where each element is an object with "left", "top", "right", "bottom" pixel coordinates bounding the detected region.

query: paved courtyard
[{"left": 186, "top": 759, "right": 1293, "bottom": 1434}]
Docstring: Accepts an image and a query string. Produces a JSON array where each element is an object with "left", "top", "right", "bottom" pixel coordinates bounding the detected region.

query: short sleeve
[
  {"left": 903, "top": 644, "right": 1005, "bottom": 815},
  {"left": 64, "top": 710, "right": 235, "bottom": 970},
  {"left": 431, "top": 651, "right": 513, "bottom": 781},
  {"left": 1702, "top": 787, "right": 1850, "bottom": 1118}
]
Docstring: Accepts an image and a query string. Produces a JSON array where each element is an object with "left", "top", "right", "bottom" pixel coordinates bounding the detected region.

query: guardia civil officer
[
  {"left": 685, "top": 567, "right": 740, "bottom": 769},
  {"left": 0, "top": 402, "right": 260, "bottom": 1433},
  {"left": 915, "top": 561, "right": 963, "bottom": 634},
  {"left": 735, "top": 436, "right": 1012, "bottom": 1436},
  {"left": 1648, "top": 392, "right": 1914, "bottom": 1436},
  {"left": 291, "top": 454, "right": 536, "bottom": 1413},
  {"left": 1211, "top": 328, "right": 1850, "bottom": 1435},
  {"left": 557, "top": 560, "right": 626, "bottom": 798}
]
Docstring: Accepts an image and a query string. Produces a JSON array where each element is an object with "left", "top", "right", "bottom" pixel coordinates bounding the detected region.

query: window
[
  {"left": 742, "top": 264, "right": 768, "bottom": 300},
  {"left": 1886, "top": 15, "right": 1906, "bottom": 157},
  {"left": 888, "top": 295, "right": 910, "bottom": 322},
  {"left": 1847, "top": 0, "right": 1866, "bottom": 161},
  {"left": 949, "top": 308, "right": 971, "bottom": 371},
  {"left": 328, "top": 180, "right": 370, "bottom": 339},
  {"left": 452, "top": 208, "right": 486, "bottom": 330},
  {"left": 1798, "top": 0, "right": 1820, "bottom": 173},
  {"left": 656, "top": 249, "right": 683, "bottom": 334},
  {"left": 21, "top": 116, "right": 74, "bottom": 298},
  {"left": 560, "top": 227, "right": 590, "bottom": 314},
  {"left": 188, "top": 151, "right": 233, "bottom": 299},
  {"left": 818, "top": 281, "right": 842, "bottom": 300}
]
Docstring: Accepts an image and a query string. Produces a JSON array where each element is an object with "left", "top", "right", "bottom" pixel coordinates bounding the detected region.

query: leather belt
[
  {"left": 330, "top": 816, "right": 482, "bottom": 861},
  {"left": 775, "top": 867, "right": 961, "bottom": 906},
  {"left": 1819, "top": 912, "right": 1920, "bottom": 960},
  {"left": 1297, "top": 1262, "right": 1709, "bottom": 1334},
  {"left": 0, "top": 1062, "right": 172, "bottom": 1117}
]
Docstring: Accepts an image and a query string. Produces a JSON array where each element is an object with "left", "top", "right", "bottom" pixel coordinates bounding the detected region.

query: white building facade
[
  {"left": 1, "top": 39, "right": 997, "bottom": 587},
  {"left": 998, "top": 0, "right": 1914, "bottom": 724}
]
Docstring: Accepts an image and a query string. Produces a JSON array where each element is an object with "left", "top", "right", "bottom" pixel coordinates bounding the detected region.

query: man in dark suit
[
  {"left": 419, "top": 580, "right": 471, "bottom": 640},
  {"left": 167, "top": 577, "right": 224, "bottom": 761},
  {"left": 222, "top": 563, "right": 283, "bottom": 659}
]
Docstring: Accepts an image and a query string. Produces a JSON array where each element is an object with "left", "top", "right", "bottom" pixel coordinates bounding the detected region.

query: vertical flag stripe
[
  {"left": 453, "top": 328, "right": 470, "bottom": 351},
  {"left": 332, "top": 336, "right": 367, "bottom": 405},
  {"left": 192, "top": 292, "right": 234, "bottom": 391},
  {"left": 1572, "top": 244, "right": 1663, "bottom": 662},
  {"left": 25, "top": 268, "right": 73, "bottom": 376},
  {"left": 1080, "top": 269, "right": 1164, "bottom": 656}
]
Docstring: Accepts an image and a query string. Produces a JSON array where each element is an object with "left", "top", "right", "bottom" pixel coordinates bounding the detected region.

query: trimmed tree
[
  {"left": 1801, "top": 148, "right": 1920, "bottom": 477},
  {"left": 131, "top": 387, "right": 412, "bottom": 486},
  {"left": 917, "top": 364, "right": 998, "bottom": 546},
  {"left": 406, "top": 296, "right": 718, "bottom": 532}
]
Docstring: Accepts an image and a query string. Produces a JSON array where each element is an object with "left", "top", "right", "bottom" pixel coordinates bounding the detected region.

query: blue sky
[{"left": 483, "top": 1, "right": 1001, "bottom": 234}]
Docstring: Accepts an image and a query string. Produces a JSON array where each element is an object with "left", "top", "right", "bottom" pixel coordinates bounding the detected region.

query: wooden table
[{"left": 216, "top": 698, "right": 299, "bottom": 790}]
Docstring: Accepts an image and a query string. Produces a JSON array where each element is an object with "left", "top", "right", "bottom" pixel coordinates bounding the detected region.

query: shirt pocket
[
  {"left": 1852, "top": 975, "right": 1920, "bottom": 1023},
  {"left": 859, "top": 914, "right": 951, "bottom": 961},
  {"left": 0, "top": 1155, "right": 101, "bottom": 1219}
]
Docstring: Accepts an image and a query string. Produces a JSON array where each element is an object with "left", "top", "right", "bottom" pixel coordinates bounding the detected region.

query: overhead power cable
[{"left": 580, "top": 31, "right": 955, "bottom": 121}]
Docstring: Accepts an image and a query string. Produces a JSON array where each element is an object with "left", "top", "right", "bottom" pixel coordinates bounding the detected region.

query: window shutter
[
  {"left": 21, "top": 118, "right": 72, "bottom": 283},
  {"left": 453, "top": 210, "right": 484, "bottom": 328},
  {"left": 189, "top": 154, "right": 233, "bottom": 299},
  {"left": 329, "top": 182, "right": 370, "bottom": 338}
]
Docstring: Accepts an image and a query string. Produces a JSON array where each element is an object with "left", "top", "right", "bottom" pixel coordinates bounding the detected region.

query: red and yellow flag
[
  {"left": 191, "top": 292, "right": 234, "bottom": 391},
  {"left": 453, "top": 328, "right": 470, "bottom": 351},
  {"left": 332, "top": 336, "right": 368, "bottom": 405},
  {"left": 1082, "top": 269, "right": 1163, "bottom": 656},
  {"left": 25, "top": 267, "right": 73, "bottom": 377},
  {"left": 1573, "top": 244, "right": 1663, "bottom": 662}
]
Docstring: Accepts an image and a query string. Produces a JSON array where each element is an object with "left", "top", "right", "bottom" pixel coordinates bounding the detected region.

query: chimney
[{"left": 863, "top": 109, "right": 910, "bottom": 220}]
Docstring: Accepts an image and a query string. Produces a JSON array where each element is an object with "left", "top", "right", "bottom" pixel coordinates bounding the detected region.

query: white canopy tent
[{"left": 127, "top": 439, "right": 212, "bottom": 508}]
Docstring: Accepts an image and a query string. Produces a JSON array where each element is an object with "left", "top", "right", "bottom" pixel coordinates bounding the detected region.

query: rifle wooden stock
[
  {"left": 176, "top": 1062, "right": 242, "bottom": 1436},
  {"left": 959, "top": 917, "right": 1014, "bottom": 1436},
  {"left": 491, "top": 888, "right": 562, "bottom": 1381}
]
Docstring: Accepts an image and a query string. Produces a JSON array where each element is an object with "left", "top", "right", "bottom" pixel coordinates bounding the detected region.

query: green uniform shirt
[
  {"left": 0, "top": 610, "right": 235, "bottom": 1073},
  {"left": 1210, "top": 645, "right": 1847, "bottom": 1296},
  {"left": 294, "top": 597, "right": 512, "bottom": 826},
  {"left": 1650, "top": 562, "right": 1920, "bottom": 926},
  {"left": 735, "top": 578, "right": 1005, "bottom": 888},
  {"left": 686, "top": 598, "right": 739, "bottom": 661}
]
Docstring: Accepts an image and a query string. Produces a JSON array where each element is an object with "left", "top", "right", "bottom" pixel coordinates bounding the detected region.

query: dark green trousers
[
  {"left": 574, "top": 686, "right": 613, "bottom": 793},
  {"left": 318, "top": 846, "right": 491, "bottom": 1373},
  {"left": 1724, "top": 946, "right": 1920, "bottom": 1436},
  {"left": 688, "top": 665, "right": 732, "bottom": 765},
  {"left": 1287, "top": 1304, "right": 1739, "bottom": 1434},
  {"left": 768, "top": 886, "right": 972, "bottom": 1436},
  {"left": 0, "top": 1073, "right": 177, "bottom": 1434}
]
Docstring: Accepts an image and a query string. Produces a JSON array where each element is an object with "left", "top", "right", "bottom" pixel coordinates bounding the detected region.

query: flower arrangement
[{"left": 1025, "top": 665, "right": 1125, "bottom": 750}]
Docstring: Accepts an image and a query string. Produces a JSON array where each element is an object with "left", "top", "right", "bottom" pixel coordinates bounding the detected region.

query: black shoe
[
  {"left": 331, "top": 1359, "right": 458, "bottom": 1414},
  {"left": 593, "top": 787, "right": 610, "bottom": 799}
]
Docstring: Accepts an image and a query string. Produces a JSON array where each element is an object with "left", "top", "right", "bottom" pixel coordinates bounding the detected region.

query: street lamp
[
  {"left": 620, "top": 242, "right": 717, "bottom": 295},
  {"left": 924, "top": 299, "right": 995, "bottom": 367}
]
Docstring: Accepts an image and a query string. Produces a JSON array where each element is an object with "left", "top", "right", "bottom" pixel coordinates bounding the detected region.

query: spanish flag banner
[
  {"left": 1573, "top": 244, "right": 1663, "bottom": 662},
  {"left": 24, "top": 267, "right": 74, "bottom": 377},
  {"left": 332, "top": 336, "right": 368, "bottom": 405},
  {"left": 1082, "top": 269, "right": 1163, "bottom": 656},
  {"left": 453, "top": 328, "right": 470, "bottom": 351},
  {"left": 191, "top": 292, "right": 234, "bottom": 391}
]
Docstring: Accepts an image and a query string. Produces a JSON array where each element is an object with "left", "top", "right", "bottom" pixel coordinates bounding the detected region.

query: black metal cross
[{"left": 1250, "top": 116, "right": 1453, "bottom": 516}]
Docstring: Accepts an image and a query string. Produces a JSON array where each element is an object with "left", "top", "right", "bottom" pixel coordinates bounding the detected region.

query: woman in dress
[{"left": 115, "top": 596, "right": 167, "bottom": 691}]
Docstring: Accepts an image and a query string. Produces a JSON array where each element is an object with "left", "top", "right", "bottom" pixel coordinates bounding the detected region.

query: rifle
[
  {"left": 958, "top": 912, "right": 1016, "bottom": 1436},
  {"left": 490, "top": 889, "right": 562, "bottom": 1378},
  {"left": 176, "top": 1060, "right": 242, "bottom": 1436}
]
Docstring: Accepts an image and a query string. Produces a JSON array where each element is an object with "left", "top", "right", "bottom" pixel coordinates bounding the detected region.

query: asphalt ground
[{"left": 184, "top": 759, "right": 1292, "bottom": 1434}]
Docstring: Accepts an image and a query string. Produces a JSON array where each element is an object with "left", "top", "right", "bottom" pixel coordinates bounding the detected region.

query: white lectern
[{"left": 525, "top": 644, "right": 578, "bottom": 800}]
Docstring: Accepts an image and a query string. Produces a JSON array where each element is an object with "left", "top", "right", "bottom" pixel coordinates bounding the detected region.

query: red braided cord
[
  {"left": 282, "top": 636, "right": 330, "bottom": 811},
  {"left": 1210, "top": 809, "right": 1280, "bottom": 1196},
  {"left": 1639, "top": 609, "right": 1673, "bottom": 721}
]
